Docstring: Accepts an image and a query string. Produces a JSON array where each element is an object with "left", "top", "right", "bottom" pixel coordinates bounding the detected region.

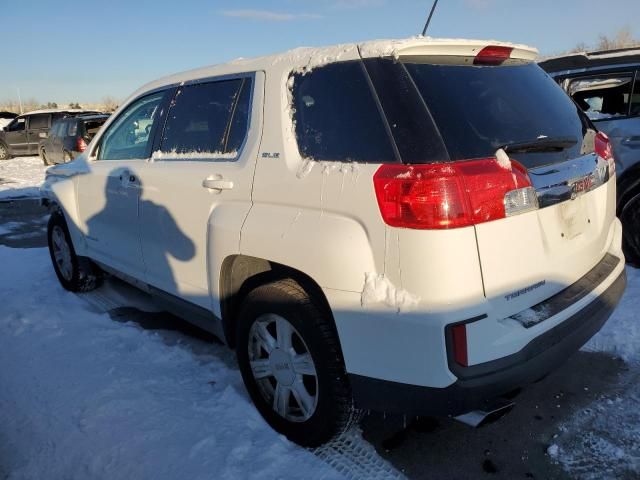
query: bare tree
[
  {"left": 102, "top": 96, "right": 119, "bottom": 112},
  {"left": 22, "top": 98, "right": 40, "bottom": 113},
  {"left": 0, "top": 100, "right": 20, "bottom": 113},
  {"left": 565, "top": 27, "right": 640, "bottom": 55},
  {"left": 569, "top": 41, "right": 589, "bottom": 53},
  {"left": 596, "top": 27, "right": 639, "bottom": 51}
]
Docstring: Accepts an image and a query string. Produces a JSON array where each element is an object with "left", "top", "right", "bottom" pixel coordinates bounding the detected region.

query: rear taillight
[
  {"left": 373, "top": 157, "right": 537, "bottom": 230},
  {"left": 474, "top": 45, "right": 514, "bottom": 66},
  {"left": 595, "top": 131, "right": 615, "bottom": 175},
  {"left": 451, "top": 324, "right": 468, "bottom": 367},
  {"left": 76, "top": 137, "right": 87, "bottom": 153}
]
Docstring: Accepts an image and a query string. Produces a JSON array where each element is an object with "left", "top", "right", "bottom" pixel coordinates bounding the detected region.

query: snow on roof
[
  {"left": 134, "top": 36, "right": 538, "bottom": 99},
  {"left": 20, "top": 108, "right": 96, "bottom": 116}
]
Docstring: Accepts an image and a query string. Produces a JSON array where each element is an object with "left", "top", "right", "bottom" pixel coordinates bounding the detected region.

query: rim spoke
[
  {"left": 254, "top": 322, "right": 276, "bottom": 354},
  {"left": 52, "top": 232, "right": 63, "bottom": 250},
  {"left": 292, "top": 353, "right": 316, "bottom": 376},
  {"left": 51, "top": 227, "right": 73, "bottom": 281},
  {"left": 276, "top": 317, "right": 293, "bottom": 352},
  {"left": 273, "top": 383, "right": 289, "bottom": 417},
  {"left": 250, "top": 358, "right": 273, "bottom": 379},
  {"left": 290, "top": 379, "right": 315, "bottom": 419}
]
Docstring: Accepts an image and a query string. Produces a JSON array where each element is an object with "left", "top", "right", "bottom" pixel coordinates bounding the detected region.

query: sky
[{"left": 2, "top": 0, "right": 639, "bottom": 104}]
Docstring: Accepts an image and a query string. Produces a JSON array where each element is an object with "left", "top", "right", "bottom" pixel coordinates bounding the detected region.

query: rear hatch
[{"left": 364, "top": 47, "right": 617, "bottom": 326}]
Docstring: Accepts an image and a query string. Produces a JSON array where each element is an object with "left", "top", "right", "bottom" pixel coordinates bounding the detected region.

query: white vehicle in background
[{"left": 42, "top": 37, "right": 626, "bottom": 447}]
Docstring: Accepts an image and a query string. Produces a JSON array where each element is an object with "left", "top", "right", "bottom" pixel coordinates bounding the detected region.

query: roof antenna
[{"left": 421, "top": 0, "right": 440, "bottom": 37}]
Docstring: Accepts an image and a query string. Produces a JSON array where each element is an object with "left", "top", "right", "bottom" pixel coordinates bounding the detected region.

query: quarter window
[
  {"left": 291, "top": 61, "right": 396, "bottom": 163},
  {"left": 159, "top": 77, "right": 251, "bottom": 158},
  {"left": 98, "top": 91, "right": 165, "bottom": 161}
]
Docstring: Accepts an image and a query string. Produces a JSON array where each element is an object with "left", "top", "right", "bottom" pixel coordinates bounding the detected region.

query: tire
[
  {"left": 47, "top": 211, "right": 101, "bottom": 292},
  {"left": 0, "top": 143, "right": 10, "bottom": 160},
  {"left": 236, "top": 278, "right": 356, "bottom": 447},
  {"left": 41, "top": 149, "right": 53, "bottom": 166},
  {"left": 619, "top": 188, "right": 640, "bottom": 266}
]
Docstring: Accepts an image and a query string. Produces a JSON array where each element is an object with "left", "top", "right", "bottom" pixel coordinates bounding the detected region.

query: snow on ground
[
  {"left": 0, "top": 246, "right": 402, "bottom": 480},
  {"left": 0, "top": 156, "right": 47, "bottom": 199},
  {"left": 551, "top": 266, "right": 640, "bottom": 479},
  {"left": 584, "top": 266, "right": 640, "bottom": 363}
]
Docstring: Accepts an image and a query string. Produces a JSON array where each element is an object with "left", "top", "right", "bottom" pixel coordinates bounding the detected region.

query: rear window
[
  {"left": 81, "top": 119, "right": 107, "bottom": 141},
  {"left": 291, "top": 59, "right": 592, "bottom": 168},
  {"left": 291, "top": 61, "right": 396, "bottom": 163},
  {"left": 402, "top": 61, "right": 592, "bottom": 167}
]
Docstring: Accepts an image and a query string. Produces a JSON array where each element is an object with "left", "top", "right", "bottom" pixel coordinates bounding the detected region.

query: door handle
[
  {"left": 622, "top": 137, "right": 640, "bottom": 147},
  {"left": 118, "top": 171, "right": 139, "bottom": 187},
  {"left": 202, "top": 177, "right": 234, "bottom": 191}
]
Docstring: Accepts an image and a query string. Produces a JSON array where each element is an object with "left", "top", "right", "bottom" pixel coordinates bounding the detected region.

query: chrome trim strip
[{"left": 529, "top": 152, "right": 611, "bottom": 209}]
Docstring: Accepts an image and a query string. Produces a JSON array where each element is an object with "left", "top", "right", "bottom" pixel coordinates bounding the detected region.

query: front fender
[{"left": 41, "top": 162, "right": 87, "bottom": 256}]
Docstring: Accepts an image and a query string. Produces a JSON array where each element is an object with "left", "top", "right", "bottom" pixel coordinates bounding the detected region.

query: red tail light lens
[
  {"left": 595, "top": 131, "right": 615, "bottom": 175},
  {"left": 373, "top": 158, "right": 534, "bottom": 230},
  {"left": 451, "top": 324, "right": 468, "bottom": 367},
  {"left": 474, "top": 45, "right": 514, "bottom": 66},
  {"left": 76, "top": 137, "right": 87, "bottom": 153}
]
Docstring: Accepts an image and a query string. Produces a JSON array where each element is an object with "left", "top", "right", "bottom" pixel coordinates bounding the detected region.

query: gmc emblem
[{"left": 570, "top": 174, "right": 594, "bottom": 199}]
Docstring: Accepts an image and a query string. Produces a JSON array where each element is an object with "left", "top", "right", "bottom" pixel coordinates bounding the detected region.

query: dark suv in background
[
  {"left": 39, "top": 114, "right": 110, "bottom": 165},
  {"left": 0, "top": 109, "right": 100, "bottom": 160},
  {"left": 540, "top": 48, "right": 640, "bottom": 264}
]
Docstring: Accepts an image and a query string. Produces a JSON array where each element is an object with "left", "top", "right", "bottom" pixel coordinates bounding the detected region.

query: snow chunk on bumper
[{"left": 361, "top": 273, "right": 420, "bottom": 313}]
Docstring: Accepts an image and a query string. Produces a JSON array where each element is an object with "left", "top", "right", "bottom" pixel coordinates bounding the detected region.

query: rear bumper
[{"left": 349, "top": 268, "right": 627, "bottom": 417}]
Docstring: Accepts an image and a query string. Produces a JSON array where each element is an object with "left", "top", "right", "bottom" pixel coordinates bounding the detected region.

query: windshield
[{"left": 402, "top": 61, "right": 594, "bottom": 167}]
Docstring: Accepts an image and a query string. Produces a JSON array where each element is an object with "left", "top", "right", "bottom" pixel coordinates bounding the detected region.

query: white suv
[{"left": 42, "top": 37, "right": 627, "bottom": 446}]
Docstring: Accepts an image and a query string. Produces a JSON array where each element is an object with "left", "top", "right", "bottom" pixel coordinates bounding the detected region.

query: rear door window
[
  {"left": 50, "top": 121, "right": 63, "bottom": 137},
  {"left": 568, "top": 72, "right": 634, "bottom": 120},
  {"left": 29, "top": 114, "right": 49, "bottom": 130},
  {"left": 291, "top": 61, "right": 396, "bottom": 163},
  {"left": 159, "top": 77, "right": 251, "bottom": 158}
]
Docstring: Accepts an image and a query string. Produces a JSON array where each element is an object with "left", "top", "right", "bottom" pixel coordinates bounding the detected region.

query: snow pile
[
  {"left": 583, "top": 266, "right": 640, "bottom": 363},
  {"left": 272, "top": 44, "right": 355, "bottom": 74},
  {"left": 511, "top": 304, "right": 551, "bottom": 328},
  {"left": 550, "top": 380, "right": 640, "bottom": 479},
  {"left": 0, "top": 246, "right": 405, "bottom": 479},
  {"left": 0, "top": 156, "right": 47, "bottom": 199},
  {"left": 361, "top": 273, "right": 420, "bottom": 313},
  {"left": 550, "top": 266, "right": 640, "bottom": 479},
  {"left": 495, "top": 148, "right": 512, "bottom": 170}
]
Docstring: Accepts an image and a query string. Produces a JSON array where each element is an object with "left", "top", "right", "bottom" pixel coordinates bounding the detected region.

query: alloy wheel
[
  {"left": 248, "top": 313, "right": 319, "bottom": 422},
  {"left": 51, "top": 225, "right": 73, "bottom": 281}
]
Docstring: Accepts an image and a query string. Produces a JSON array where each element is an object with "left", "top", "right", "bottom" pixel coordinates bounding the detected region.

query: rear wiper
[{"left": 501, "top": 136, "right": 578, "bottom": 154}]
